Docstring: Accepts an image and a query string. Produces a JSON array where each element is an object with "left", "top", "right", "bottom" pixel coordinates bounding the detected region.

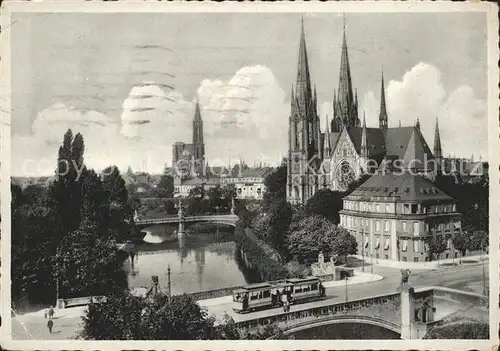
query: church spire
[
  {"left": 379, "top": 70, "right": 388, "bottom": 132},
  {"left": 433, "top": 117, "right": 442, "bottom": 161},
  {"left": 324, "top": 114, "right": 331, "bottom": 158},
  {"left": 361, "top": 111, "right": 368, "bottom": 157},
  {"left": 334, "top": 16, "right": 359, "bottom": 131},
  {"left": 193, "top": 98, "right": 203, "bottom": 144},
  {"left": 295, "top": 15, "right": 313, "bottom": 114}
]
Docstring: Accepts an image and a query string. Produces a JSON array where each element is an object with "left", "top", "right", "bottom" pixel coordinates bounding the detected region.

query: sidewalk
[{"left": 351, "top": 254, "right": 488, "bottom": 270}]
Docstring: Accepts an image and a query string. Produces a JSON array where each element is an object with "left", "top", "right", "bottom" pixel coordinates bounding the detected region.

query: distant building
[
  {"left": 174, "top": 166, "right": 274, "bottom": 200},
  {"left": 339, "top": 170, "right": 462, "bottom": 264},
  {"left": 172, "top": 100, "right": 206, "bottom": 181}
]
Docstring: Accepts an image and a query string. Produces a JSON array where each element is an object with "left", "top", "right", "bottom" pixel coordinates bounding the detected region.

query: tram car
[{"left": 232, "top": 277, "right": 326, "bottom": 313}]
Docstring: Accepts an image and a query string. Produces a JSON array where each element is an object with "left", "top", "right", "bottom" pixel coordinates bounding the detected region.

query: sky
[{"left": 9, "top": 11, "right": 489, "bottom": 176}]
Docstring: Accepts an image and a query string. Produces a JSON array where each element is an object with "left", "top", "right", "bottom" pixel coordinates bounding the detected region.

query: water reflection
[{"left": 126, "top": 224, "right": 250, "bottom": 294}]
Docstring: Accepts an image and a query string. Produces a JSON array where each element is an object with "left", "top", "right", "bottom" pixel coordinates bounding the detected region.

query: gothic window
[{"left": 335, "top": 161, "right": 356, "bottom": 192}]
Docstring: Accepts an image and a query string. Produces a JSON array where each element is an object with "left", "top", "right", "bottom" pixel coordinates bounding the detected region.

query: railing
[
  {"left": 136, "top": 214, "right": 238, "bottom": 226},
  {"left": 56, "top": 296, "right": 107, "bottom": 309}
]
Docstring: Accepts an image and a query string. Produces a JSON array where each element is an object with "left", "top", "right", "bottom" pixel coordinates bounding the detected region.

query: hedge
[{"left": 234, "top": 222, "right": 288, "bottom": 282}]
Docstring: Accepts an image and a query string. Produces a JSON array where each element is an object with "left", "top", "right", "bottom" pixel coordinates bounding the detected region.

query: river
[{"left": 125, "top": 224, "right": 253, "bottom": 295}]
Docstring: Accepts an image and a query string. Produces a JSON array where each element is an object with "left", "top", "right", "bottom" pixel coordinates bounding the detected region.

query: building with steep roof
[
  {"left": 287, "top": 18, "right": 441, "bottom": 205},
  {"left": 339, "top": 170, "right": 462, "bottom": 264}
]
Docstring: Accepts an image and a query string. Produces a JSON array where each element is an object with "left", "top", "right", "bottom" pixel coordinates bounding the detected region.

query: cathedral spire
[
  {"left": 433, "top": 117, "right": 442, "bottom": 160},
  {"left": 324, "top": 114, "right": 331, "bottom": 157},
  {"left": 335, "top": 15, "right": 357, "bottom": 131},
  {"left": 379, "top": 70, "right": 388, "bottom": 132},
  {"left": 295, "top": 15, "right": 313, "bottom": 113},
  {"left": 361, "top": 111, "right": 368, "bottom": 157},
  {"left": 193, "top": 98, "right": 203, "bottom": 144}
]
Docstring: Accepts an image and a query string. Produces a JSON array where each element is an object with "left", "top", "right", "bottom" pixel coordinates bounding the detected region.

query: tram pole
[
  {"left": 345, "top": 276, "right": 348, "bottom": 303},
  {"left": 361, "top": 225, "right": 365, "bottom": 272}
]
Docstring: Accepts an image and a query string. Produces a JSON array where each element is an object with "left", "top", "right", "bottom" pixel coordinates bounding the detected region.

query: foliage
[
  {"left": 267, "top": 199, "right": 293, "bottom": 259},
  {"left": 330, "top": 228, "right": 358, "bottom": 264},
  {"left": 304, "top": 189, "right": 344, "bottom": 224},
  {"left": 452, "top": 230, "right": 469, "bottom": 261},
  {"left": 234, "top": 223, "right": 288, "bottom": 281},
  {"left": 424, "top": 321, "right": 488, "bottom": 339},
  {"left": 468, "top": 229, "right": 488, "bottom": 251},
  {"left": 425, "top": 235, "right": 447, "bottom": 262},
  {"left": 263, "top": 162, "right": 287, "bottom": 210},
  {"left": 79, "top": 291, "right": 287, "bottom": 340},
  {"left": 286, "top": 215, "right": 338, "bottom": 263},
  {"left": 53, "top": 219, "right": 127, "bottom": 298},
  {"left": 157, "top": 174, "right": 174, "bottom": 198}
]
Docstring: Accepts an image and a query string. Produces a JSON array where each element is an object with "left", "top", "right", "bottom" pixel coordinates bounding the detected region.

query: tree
[
  {"left": 157, "top": 174, "right": 174, "bottom": 198},
  {"left": 286, "top": 215, "right": 337, "bottom": 263},
  {"left": 268, "top": 199, "right": 293, "bottom": 260},
  {"left": 331, "top": 228, "right": 358, "bottom": 265},
  {"left": 304, "top": 189, "right": 343, "bottom": 224},
  {"left": 452, "top": 231, "right": 469, "bottom": 263},
  {"left": 53, "top": 219, "right": 127, "bottom": 298},
  {"left": 424, "top": 321, "right": 488, "bottom": 339},
  {"left": 426, "top": 235, "right": 447, "bottom": 263},
  {"left": 469, "top": 230, "right": 488, "bottom": 252},
  {"left": 263, "top": 163, "right": 287, "bottom": 210}
]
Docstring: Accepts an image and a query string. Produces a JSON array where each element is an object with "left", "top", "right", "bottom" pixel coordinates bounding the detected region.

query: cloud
[
  {"left": 359, "top": 62, "right": 487, "bottom": 159},
  {"left": 12, "top": 65, "right": 290, "bottom": 176}
]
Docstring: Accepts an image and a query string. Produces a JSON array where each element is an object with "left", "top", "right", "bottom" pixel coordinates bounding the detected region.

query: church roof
[
  {"left": 346, "top": 171, "right": 455, "bottom": 203},
  {"left": 329, "top": 132, "right": 341, "bottom": 151},
  {"left": 385, "top": 127, "right": 434, "bottom": 170},
  {"left": 347, "top": 127, "right": 386, "bottom": 158}
]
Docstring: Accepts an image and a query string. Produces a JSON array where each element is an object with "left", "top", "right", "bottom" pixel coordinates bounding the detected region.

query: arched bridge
[
  {"left": 281, "top": 314, "right": 401, "bottom": 336},
  {"left": 135, "top": 214, "right": 239, "bottom": 229}
]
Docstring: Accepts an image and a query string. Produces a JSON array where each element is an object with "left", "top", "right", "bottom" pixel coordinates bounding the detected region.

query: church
[{"left": 287, "top": 19, "right": 442, "bottom": 205}]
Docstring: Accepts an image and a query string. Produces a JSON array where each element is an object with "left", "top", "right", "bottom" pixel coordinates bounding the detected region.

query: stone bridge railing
[{"left": 135, "top": 214, "right": 238, "bottom": 227}]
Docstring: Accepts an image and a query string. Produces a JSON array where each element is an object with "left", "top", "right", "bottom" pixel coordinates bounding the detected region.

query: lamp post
[
  {"left": 361, "top": 225, "right": 365, "bottom": 272},
  {"left": 167, "top": 265, "right": 172, "bottom": 301},
  {"left": 345, "top": 276, "right": 349, "bottom": 303}
]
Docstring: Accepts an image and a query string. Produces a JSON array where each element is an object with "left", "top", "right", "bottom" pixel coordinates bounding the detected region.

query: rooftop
[{"left": 346, "top": 171, "right": 454, "bottom": 202}]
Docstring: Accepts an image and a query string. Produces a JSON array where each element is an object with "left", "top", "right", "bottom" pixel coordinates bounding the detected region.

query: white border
[{"left": 1, "top": 1, "right": 499, "bottom": 350}]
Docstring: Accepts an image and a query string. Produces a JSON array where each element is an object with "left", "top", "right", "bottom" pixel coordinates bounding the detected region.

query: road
[{"left": 10, "top": 261, "right": 489, "bottom": 340}]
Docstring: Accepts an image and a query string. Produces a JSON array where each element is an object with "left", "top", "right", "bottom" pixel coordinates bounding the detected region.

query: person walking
[
  {"left": 47, "top": 319, "right": 54, "bottom": 334},
  {"left": 48, "top": 306, "right": 55, "bottom": 320}
]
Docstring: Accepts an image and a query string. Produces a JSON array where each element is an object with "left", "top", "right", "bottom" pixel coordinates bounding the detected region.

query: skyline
[{"left": 9, "top": 12, "right": 489, "bottom": 176}]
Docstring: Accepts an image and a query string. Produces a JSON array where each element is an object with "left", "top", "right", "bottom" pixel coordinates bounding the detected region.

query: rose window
[{"left": 335, "top": 162, "right": 356, "bottom": 192}]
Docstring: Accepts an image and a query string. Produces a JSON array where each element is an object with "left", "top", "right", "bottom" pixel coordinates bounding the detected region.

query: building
[
  {"left": 172, "top": 99, "right": 206, "bottom": 181},
  {"left": 221, "top": 167, "right": 274, "bottom": 200},
  {"left": 287, "top": 19, "right": 440, "bottom": 205},
  {"left": 339, "top": 170, "right": 462, "bottom": 264},
  {"left": 174, "top": 166, "right": 274, "bottom": 200}
]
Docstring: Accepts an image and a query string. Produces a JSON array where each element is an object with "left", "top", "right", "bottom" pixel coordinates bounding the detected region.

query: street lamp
[{"left": 345, "top": 275, "right": 349, "bottom": 303}]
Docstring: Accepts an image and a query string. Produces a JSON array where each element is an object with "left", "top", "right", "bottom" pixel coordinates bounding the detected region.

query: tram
[{"left": 232, "top": 277, "right": 326, "bottom": 313}]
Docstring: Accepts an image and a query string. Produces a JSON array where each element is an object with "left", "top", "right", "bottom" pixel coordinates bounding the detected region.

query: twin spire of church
[
  {"left": 379, "top": 71, "right": 388, "bottom": 132},
  {"left": 331, "top": 19, "right": 359, "bottom": 133}
]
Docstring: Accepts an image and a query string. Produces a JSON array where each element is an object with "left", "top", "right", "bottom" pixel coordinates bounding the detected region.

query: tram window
[
  {"left": 295, "top": 287, "right": 303, "bottom": 293},
  {"left": 250, "top": 293, "right": 259, "bottom": 300},
  {"left": 311, "top": 284, "right": 318, "bottom": 290},
  {"left": 303, "top": 286, "right": 310, "bottom": 292},
  {"left": 263, "top": 290, "right": 270, "bottom": 298}
]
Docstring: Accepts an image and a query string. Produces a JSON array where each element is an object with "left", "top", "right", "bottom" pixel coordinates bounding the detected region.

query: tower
[
  {"left": 415, "top": 117, "right": 420, "bottom": 131},
  {"left": 379, "top": 71, "right": 388, "bottom": 132},
  {"left": 331, "top": 17, "right": 359, "bottom": 133},
  {"left": 192, "top": 99, "right": 205, "bottom": 177},
  {"left": 433, "top": 117, "right": 442, "bottom": 165},
  {"left": 287, "top": 17, "right": 319, "bottom": 205}
]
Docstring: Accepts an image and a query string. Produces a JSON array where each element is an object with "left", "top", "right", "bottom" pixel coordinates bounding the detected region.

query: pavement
[{"left": 10, "top": 260, "right": 489, "bottom": 340}]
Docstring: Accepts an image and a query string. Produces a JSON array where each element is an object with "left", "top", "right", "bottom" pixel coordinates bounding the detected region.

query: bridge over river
[{"left": 199, "top": 285, "right": 488, "bottom": 339}]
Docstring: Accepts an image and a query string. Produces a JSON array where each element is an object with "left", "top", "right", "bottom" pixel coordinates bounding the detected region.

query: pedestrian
[
  {"left": 44, "top": 310, "right": 47, "bottom": 319},
  {"left": 47, "top": 319, "right": 54, "bottom": 334},
  {"left": 48, "top": 306, "right": 55, "bottom": 320},
  {"left": 287, "top": 301, "right": 291, "bottom": 313}
]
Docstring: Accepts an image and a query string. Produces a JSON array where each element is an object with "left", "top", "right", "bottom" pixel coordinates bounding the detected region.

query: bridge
[
  {"left": 208, "top": 285, "right": 488, "bottom": 339},
  {"left": 134, "top": 198, "right": 239, "bottom": 235}
]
